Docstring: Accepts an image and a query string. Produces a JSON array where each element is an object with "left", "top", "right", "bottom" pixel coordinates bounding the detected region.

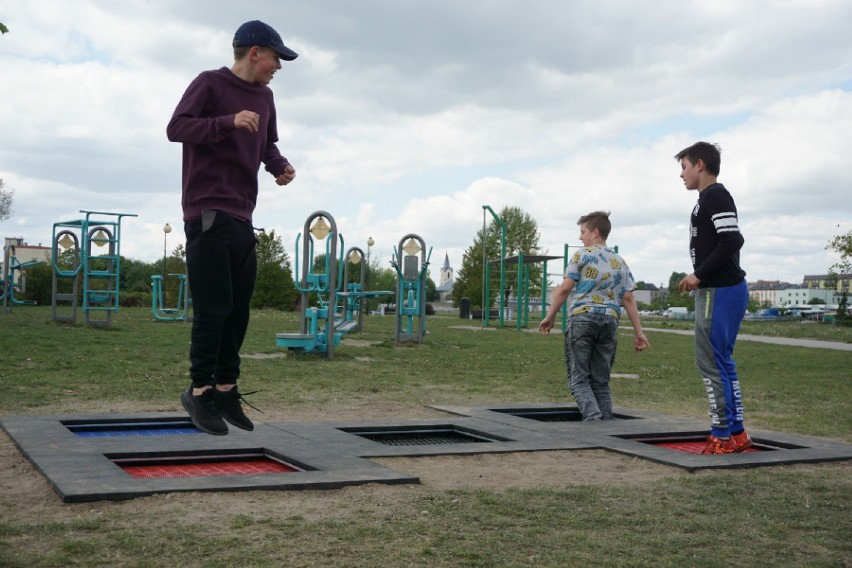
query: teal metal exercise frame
[
  {"left": 390, "top": 233, "right": 431, "bottom": 343},
  {"left": 51, "top": 210, "right": 137, "bottom": 327}
]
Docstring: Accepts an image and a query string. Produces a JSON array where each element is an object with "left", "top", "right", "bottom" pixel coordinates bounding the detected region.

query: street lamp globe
[{"left": 162, "top": 224, "right": 172, "bottom": 301}]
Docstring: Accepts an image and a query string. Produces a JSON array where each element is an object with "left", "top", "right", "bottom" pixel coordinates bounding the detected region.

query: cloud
[{"left": 0, "top": 0, "right": 850, "bottom": 290}]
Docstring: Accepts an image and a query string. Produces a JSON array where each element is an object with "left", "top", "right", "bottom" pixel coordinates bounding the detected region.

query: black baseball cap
[{"left": 232, "top": 20, "right": 298, "bottom": 61}]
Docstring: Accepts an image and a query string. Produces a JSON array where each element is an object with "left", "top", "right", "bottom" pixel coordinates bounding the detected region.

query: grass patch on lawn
[{"left": 0, "top": 307, "right": 849, "bottom": 567}]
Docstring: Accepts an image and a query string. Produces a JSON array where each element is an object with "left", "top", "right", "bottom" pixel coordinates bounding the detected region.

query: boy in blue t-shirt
[{"left": 540, "top": 211, "right": 650, "bottom": 420}]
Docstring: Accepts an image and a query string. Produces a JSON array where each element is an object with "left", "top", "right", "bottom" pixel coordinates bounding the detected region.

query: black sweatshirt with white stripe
[{"left": 689, "top": 183, "right": 746, "bottom": 288}]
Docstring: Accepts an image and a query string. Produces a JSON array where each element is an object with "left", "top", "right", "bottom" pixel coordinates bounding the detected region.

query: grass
[{"left": 0, "top": 306, "right": 850, "bottom": 567}]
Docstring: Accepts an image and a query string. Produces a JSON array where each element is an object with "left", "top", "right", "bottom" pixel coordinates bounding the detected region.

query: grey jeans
[{"left": 564, "top": 313, "right": 619, "bottom": 420}]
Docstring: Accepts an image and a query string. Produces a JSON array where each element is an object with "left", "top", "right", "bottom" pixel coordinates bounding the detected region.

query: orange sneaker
[
  {"left": 701, "top": 435, "right": 736, "bottom": 455},
  {"left": 731, "top": 431, "right": 753, "bottom": 452}
]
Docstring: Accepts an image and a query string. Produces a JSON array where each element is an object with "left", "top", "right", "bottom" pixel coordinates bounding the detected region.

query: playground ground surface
[{"left": 0, "top": 307, "right": 850, "bottom": 567}]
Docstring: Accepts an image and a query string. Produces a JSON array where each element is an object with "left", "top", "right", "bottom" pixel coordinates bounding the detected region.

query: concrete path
[{"left": 643, "top": 327, "right": 852, "bottom": 351}]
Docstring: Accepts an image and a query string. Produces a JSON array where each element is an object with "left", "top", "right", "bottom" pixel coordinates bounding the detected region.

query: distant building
[
  {"left": 776, "top": 287, "right": 838, "bottom": 307},
  {"left": 803, "top": 273, "right": 851, "bottom": 293},
  {"left": 632, "top": 283, "right": 661, "bottom": 306},
  {"left": 2, "top": 237, "right": 51, "bottom": 270},
  {"left": 435, "top": 252, "right": 454, "bottom": 303},
  {"left": 748, "top": 280, "right": 792, "bottom": 307},
  {"left": 773, "top": 274, "right": 851, "bottom": 308}
]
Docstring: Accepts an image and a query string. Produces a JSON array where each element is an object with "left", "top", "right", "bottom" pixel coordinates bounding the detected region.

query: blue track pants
[{"left": 693, "top": 280, "right": 749, "bottom": 438}]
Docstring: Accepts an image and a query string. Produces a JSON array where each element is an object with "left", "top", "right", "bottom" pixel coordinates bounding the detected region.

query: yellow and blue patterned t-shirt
[{"left": 565, "top": 245, "right": 636, "bottom": 319}]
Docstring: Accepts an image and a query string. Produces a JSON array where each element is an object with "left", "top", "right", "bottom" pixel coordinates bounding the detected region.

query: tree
[
  {"left": 252, "top": 230, "right": 296, "bottom": 310},
  {"left": 425, "top": 276, "right": 438, "bottom": 303},
  {"left": 371, "top": 266, "right": 397, "bottom": 297},
  {"left": 122, "top": 257, "right": 159, "bottom": 293},
  {"left": 746, "top": 296, "right": 762, "bottom": 313},
  {"left": 452, "top": 228, "right": 490, "bottom": 308},
  {"left": 20, "top": 263, "right": 52, "bottom": 306},
  {"left": 452, "top": 206, "right": 542, "bottom": 309},
  {"left": 826, "top": 229, "right": 852, "bottom": 275},
  {"left": 0, "top": 23, "right": 8, "bottom": 35},
  {"left": 0, "top": 178, "right": 13, "bottom": 222},
  {"left": 667, "top": 271, "right": 686, "bottom": 292},
  {"left": 665, "top": 271, "right": 695, "bottom": 311},
  {"left": 836, "top": 291, "right": 849, "bottom": 325}
]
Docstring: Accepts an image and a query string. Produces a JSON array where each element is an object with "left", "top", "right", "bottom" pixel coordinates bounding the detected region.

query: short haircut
[
  {"left": 577, "top": 210, "right": 611, "bottom": 240},
  {"left": 233, "top": 46, "right": 275, "bottom": 60},
  {"left": 674, "top": 141, "right": 722, "bottom": 176}
]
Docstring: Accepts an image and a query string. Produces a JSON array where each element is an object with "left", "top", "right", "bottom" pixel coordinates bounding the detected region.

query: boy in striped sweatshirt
[{"left": 675, "top": 141, "right": 753, "bottom": 454}]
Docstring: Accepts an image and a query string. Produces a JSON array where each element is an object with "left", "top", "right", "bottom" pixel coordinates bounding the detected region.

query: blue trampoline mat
[
  {"left": 65, "top": 420, "right": 201, "bottom": 437},
  {"left": 73, "top": 427, "right": 201, "bottom": 437}
]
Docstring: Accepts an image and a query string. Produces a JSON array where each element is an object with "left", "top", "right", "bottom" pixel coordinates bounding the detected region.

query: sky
[{"left": 1, "top": 0, "right": 851, "bottom": 289}]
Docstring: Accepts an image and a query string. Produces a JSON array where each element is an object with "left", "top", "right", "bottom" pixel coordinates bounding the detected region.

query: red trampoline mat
[
  {"left": 121, "top": 458, "right": 299, "bottom": 478},
  {"left": 652, "top": 440, "right": 761, "bottom": 455}
]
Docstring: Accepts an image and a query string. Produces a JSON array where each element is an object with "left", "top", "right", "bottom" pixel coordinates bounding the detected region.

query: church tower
[
  {"left": 436, "top": 252, "right": 454, "bottom": 303},
  {"left": 440, "top": 252, "right": 453, "bottom": 286}
]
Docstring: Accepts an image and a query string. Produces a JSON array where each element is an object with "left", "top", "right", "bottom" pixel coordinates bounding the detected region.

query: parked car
[
  {"left": 746, "top": 308, "right": 781, "bottom": 320},
  {"left": 662, "top": 307, "right": 689, "bottom": 318}
]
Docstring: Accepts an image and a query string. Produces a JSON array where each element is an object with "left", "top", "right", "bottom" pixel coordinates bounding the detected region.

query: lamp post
[
  {"left": 366, "top": 236, "right": 374, "bottom": 314},
  {"left": 162, "top": 223, "right": 172, "bottom": 304},
  {"left": 366, "top": 237, "right": 374, "bottom": 282}
]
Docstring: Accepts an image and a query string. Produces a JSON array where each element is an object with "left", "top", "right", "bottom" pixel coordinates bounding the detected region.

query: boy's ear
[{"left": 695, "top": 158, "right": 706, "bottom": 172}]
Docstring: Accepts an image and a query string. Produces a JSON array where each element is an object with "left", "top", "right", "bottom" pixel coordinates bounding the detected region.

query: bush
[
  {"left": 120, "top": 292, "right": 152, "bottom": 308},
  {"left": 19, "top": 263, "right": 53, "bottom": 306}
]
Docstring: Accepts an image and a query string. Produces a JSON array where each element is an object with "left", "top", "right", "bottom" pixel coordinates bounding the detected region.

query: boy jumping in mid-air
[{"left": 167, "top": 20, "right": 298, "bottom": 435}]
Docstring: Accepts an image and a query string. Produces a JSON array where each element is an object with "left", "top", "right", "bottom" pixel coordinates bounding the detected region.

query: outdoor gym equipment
[
  {"left": 151, "top": 273, "right": 191, "bottom": 321},
  {"left": 340, "top": 246, "right": 367, "bottom": 331},
  {"left": 390, "top": 234, "right": 431, "bottom": 343},
  {"left": 2, "top": 240, "right": 45, "bottom": 314},
  {"left": 481, "top": 205, "right": 507, "bottom": 326},
  {"left": 481, "top": 205, "right": 565, "bottom": 330},
  {"left": 496, "top": 252, "right": 563, "bottom": 330},
  {"left": 340, "top": 245, "right": 393, "bottom": 332},
  {"left": 51, "top": 210, "right": 137, "bottom": 327},
  {"left": 276, "top": 211, "right": 392, "bottom": 357}
]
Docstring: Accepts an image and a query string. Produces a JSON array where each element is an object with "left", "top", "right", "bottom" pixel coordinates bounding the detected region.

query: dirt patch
[
  {"left": 340, "top": 339, "right": 384, "bottom": 347},
  {"left": 241, "top": 352, "right": 288, "bottom": 360},
  {"left": 373, "top": 450, "right": 686, "bottom": 491}
]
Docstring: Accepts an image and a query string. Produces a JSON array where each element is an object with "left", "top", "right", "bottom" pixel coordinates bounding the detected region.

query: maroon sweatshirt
[{"left": 167, "top": 67, "right": 290, "bottom": 222}]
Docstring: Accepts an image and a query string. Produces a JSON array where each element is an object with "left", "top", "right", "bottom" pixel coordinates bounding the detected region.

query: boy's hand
[
  {"left": 678, "top": 273, "right": 700, "bottom": 292},
  {"left": 234, "top": 110, "right": 260, "bottom": 132},
  {"left": 276, "top": 164, "right": 296, "bottom": 186},
  {"left": 634, "top": 333, "right": 650, "bottom": 352},
  {"left": 538, "top": 317, "right": 554, "bottom": 335}
]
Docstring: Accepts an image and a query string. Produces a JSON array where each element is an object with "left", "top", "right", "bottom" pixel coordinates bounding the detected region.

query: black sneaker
[
  {"left": 181, "top": 387, "right": 228, "bottom": 436},
  {"left": 213, "top": 387, "right": 257, "bottom": 431}
]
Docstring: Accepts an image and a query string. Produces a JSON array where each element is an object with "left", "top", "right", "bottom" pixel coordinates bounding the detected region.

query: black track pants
[{"left": 184, "top": 211, "right": 257, "bottom": 388}]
